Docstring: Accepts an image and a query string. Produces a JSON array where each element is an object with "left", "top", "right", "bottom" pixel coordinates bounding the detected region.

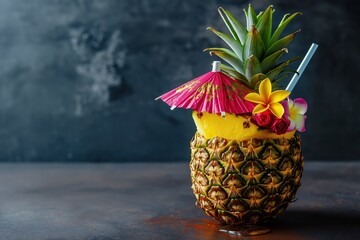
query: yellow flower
[{"left": 244, "top": 78, "right": 290, "bottom": 118}]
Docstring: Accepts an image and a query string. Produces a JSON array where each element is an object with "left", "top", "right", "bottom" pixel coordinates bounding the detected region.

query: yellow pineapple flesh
[{"left": 192, "top": 111, "right": 295, "bottom": 140}]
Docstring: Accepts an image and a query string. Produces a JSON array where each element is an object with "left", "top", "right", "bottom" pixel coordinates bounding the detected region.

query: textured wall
[{"left": 0, "top": 0, "right": 358, "bottom": 162}]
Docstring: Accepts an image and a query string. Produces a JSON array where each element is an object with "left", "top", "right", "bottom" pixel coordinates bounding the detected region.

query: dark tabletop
[{"left": 0, "top": 162, "right": 359, "bottom": 240}]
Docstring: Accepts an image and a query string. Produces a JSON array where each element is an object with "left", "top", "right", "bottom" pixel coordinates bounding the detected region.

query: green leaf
[
  {"left": 278, "top": 68, "right": 299, "bottom": 75},
  {"left": 260, "top": 48, "right": 288, "bottom": 73},
  {"left": 249, "top": 73, "right": 267, "bottom": 89},
  {"left": 244, "top": 55, "right": 262, "bottom": 80},
  {"left": 203, "top": 48, "right": 237, "bottom": 58},
  {"left": 272, "top": 73, "right": 292, "bottom": 90},
  {"left": 210, "top": 51, "right": 244, "bottom": 74},
  {"left": 207, "top": 27, "right": 243, "bottom": 61},
  {"left": 270, "top": 12, "right": 302, "bottom": 45},
  {"left": 220, "top": 63, "right": 237, "bottom": 72},
  {"left": 219, "top": 7, "right": 248, "bottom": 45},
  {"left": 265, "top": 57, "right": 300, "bottom": 80},
  {"left": 256, "top": 5, "right": 273, "bottom": 48},
  {"left": 218, "top": 7, "right": 239, "bottom": 41},
  {"left": 274, "top": 73, "right": 291, "bottom": 81},
  {"left": 243, "top": 25, "right": 265, "bottom": 60},
  {"left": 272, "top": 80, "right": 288, "bottom": 90},
  {"left": 272, "top": 69, "right": 299, "bottom": 90},
  {"left": 258, "top": 8, "right": 275, "bottom": 21},
  {"left": 265, "top": 30, "right": 301, "bottom": 57},
  {"left": 245, "top": 4, "right": 257, "bottom": 31},
  {"left": 279, "top": 13, "right": 290, "bottom": 25},
  {"left": 221, "top": 64, "right": 250, "bottom": 85},
  {"left": 265, "top": 62, "right": 288, "bottom": 81}
]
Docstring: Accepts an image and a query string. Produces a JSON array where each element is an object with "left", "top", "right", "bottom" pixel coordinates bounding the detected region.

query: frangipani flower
[
  {"left": 244, "top": 78, "right": 290, "bottom": 118},
  {"left": 282, "top": 98, "right": 308, "bottom": 132}
]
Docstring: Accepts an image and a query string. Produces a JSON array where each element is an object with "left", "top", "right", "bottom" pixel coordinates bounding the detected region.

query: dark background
[{"left": 0, "top": 0, "right": 358, "bottom": 162}]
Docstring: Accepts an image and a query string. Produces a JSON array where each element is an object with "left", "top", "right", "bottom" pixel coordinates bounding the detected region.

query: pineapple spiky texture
[
  {"left": 205, "top": 4, "right": 301, "bottom": 90},
  {"left": 190, "top": 132, "right": 304, "bottom": 225}
]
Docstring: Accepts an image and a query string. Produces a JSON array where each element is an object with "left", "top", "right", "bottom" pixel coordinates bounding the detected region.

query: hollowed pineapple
[{"left": 190, "top": 112, "right": 304, "bottom": 224}]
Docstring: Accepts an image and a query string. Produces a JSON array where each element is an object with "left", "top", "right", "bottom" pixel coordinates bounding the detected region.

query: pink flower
[
  {"left": 251, "top": 111, "right": 273, "bottom": 128},
  {"left": 282, "top": 98, "right": 308, "bottom": 132},
  {"left": 270, "top": 117, "right": 291, "bottom": 135}
]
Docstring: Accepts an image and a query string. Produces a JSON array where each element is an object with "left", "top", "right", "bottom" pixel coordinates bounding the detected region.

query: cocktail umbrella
[{"left": 156, "top": 61, "right": 254, "bottom": 116}]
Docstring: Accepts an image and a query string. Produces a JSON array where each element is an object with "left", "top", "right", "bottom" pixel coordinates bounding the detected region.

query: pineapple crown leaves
[{"left": 205, "top": 4, "right": 302, "bottom": 90}]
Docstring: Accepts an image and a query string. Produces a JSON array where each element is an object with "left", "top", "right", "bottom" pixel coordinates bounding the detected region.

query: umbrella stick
[
  {"left": 286, "top": 43, "right": 318, "bottom": 92},
  {"left": 212, "top": 61, "right": 221, "bottom": 72}
]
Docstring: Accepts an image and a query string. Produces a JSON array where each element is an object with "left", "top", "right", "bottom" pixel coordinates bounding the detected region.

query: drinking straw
[{"left": 286, "top": 43, "right": 318, "bottom": 92}]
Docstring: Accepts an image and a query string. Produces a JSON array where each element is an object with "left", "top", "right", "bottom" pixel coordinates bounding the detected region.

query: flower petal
[
  {"left": 287, "top": 120, "right": 296, "bottom": 132},
  {"left": 252, "top": 104, "right": 269, "bottom": 114},
  {"left": 244, "top": 93, "right": 264, "bottom": 104},
  {"left": 287, "top": 98, "right": 294, "bottom": 109},
  {"left": 293, "top": 98, "right": 308, "bottom": 114},
  {"left": 281, "top": 100, "right": 290, "bottom": 117},
  {"left": 292, "top": 114, "right": 307, "bottom": 132},
  {"left": 269, "top": 102, "right": 284, "bottom": 118},
  {"left": 269, "top": 90, "right": 290, "bottom": 103},
  {"left": 259, "top": 78, "right": 272, "bottom": 100}
]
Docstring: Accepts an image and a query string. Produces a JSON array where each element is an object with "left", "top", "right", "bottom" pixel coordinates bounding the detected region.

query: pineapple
[
  {"left": 190, "top": 4, "right": 304, "bottom": 225},
  {"left": 190, "top": 114, "right": 304, "bottom": 224}
]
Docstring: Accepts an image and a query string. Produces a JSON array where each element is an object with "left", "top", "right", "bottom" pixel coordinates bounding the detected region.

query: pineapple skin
[{"left": 190, "top": 132, "right": 304, "bottom": 225}]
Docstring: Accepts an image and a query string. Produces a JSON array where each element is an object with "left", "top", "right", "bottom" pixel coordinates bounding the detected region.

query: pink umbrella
[{"left": 156, "top": 61, "right": 254, "bottom": 115}]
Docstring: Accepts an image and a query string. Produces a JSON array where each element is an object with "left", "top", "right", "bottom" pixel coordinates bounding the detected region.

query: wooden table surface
[{"left": 0, "top": 162, "right": 359, "bottom": 240}]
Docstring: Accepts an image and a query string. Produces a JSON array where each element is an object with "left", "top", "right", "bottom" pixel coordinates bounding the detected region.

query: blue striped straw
[{"left": 286, "top": 43, "right": 318, "bottom": 92}]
